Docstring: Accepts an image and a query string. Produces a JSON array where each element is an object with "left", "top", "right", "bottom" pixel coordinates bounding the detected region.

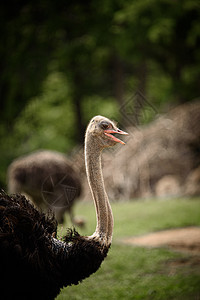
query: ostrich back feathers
[{"left": 0, "top": 192, "right": 108, "bottom": 299}]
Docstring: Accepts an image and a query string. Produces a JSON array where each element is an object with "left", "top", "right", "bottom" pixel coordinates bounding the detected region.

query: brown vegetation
[{"left": 79, "top": 100, "right": 200, "bottom": 201}]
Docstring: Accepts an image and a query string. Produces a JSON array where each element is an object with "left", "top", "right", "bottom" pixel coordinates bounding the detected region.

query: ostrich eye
[{"left": 100, "top": 121, "right": 110, "bottom": 130}]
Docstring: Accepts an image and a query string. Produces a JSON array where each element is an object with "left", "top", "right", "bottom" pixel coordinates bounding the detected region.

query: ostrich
[
  {"left": 0, "top": 115, "right": 128, "bottom": 300},
  {"left": 7, "top": 150, "right": 82, "bottom": 224}
]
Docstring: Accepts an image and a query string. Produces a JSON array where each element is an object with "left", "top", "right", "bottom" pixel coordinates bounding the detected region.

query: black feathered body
[{"left": 0, "top": 192, "right": 108, "bottom": 300}]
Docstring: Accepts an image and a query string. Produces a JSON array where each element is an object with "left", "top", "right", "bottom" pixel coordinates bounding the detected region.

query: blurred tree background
[{"left": 0, "top": 0, "right": 200, "bottom": 188}]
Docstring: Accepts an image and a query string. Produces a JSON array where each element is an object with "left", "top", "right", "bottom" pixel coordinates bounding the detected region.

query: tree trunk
[{"left": 72, "top": 71, "right": 85, "bottom": 144}]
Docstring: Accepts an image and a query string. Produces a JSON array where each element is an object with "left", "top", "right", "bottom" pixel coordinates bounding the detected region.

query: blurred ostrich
[{"left": 7, "top": 150, "right": 82, "bottom": 224}]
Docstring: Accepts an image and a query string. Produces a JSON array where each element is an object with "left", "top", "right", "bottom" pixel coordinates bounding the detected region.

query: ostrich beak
[{"left": 104, "top": 128, "right": 128, "bottom": 145}]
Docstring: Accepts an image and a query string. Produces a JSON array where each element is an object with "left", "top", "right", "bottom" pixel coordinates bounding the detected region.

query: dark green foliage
[{"left": 1, "top": 0, "right": 199, "bottom": 124}]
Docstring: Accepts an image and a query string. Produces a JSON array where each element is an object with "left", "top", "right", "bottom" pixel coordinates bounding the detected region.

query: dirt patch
[
  {"left": 164, "top": 256, "right": 200, "bottom": 276},
  {"left": 123, "top": 227, "right": 200, "bottom": 255}
]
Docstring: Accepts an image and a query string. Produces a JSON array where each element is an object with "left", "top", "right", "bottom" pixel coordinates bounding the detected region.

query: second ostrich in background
[{"left": 7, "top": 150, "right": 82, "bottom": 224}]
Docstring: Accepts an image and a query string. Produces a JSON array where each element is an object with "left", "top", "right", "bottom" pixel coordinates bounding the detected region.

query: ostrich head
[{"left": 86, "top": 115, "right": 128, "bottom": 149}]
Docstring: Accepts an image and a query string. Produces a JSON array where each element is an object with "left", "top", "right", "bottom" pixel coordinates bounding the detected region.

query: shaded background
[
  {"left": 1, "top": 2, "right": 200, "bottom": 299},
  {"left": 0, "top": 0, "right": 200, "bottom": 190}
]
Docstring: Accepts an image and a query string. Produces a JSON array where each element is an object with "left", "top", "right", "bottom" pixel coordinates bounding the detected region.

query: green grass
[{"left": 56, "top": 198, "right": 200, "bottom": 300}]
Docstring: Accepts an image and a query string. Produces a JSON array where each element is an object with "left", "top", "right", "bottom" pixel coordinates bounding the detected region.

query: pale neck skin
[{"left": 85, "top": 133, "right": 114, "bottom": 246}]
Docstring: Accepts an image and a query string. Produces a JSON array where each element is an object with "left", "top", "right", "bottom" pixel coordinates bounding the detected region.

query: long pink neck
[{"left": 85, "top": 135, "right": 113, "bottom": 246}]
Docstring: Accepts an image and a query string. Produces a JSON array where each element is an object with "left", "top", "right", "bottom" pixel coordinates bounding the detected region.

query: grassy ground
[{"left": 56, "top": 198, "right": 200, "bottom": 300}]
